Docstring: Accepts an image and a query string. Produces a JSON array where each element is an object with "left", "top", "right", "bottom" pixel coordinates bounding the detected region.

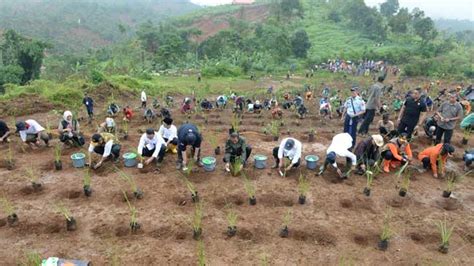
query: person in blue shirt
[
  {"left": 82, "top": 93, "right": 94, "bottom": 123},
  {"left": 176, "top": 123, "right": 202, "bottom": 171},
  {"left": 342, "top": 86, "right": 366, "bottom": 148}
]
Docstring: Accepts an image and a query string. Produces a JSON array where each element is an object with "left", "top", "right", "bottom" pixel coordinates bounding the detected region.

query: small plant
[
  {"left": 122, "top": 120, "right": 129, "bottom": 140},
  {"left": 116, "top": 167, "right": 143, "bottom": 199},
  {"left": 363, "top": 168, "right": 374, "bottom": 196},
  {"left": 25, "top": 167, "right": 42, "bottom": 191},
  {"left": 260, "top": 253, "right": 270, "bottom": 266},
  {"left": 191, "top": 202, "right": 203, "bottom": 240},
  {"left": 442, "top": 171, "right": 472, "bottom": 197},
  {"left": 54, "top": 143, "right": 62, "bottom": 170},
  {"left": 399, "top": 167, "right": 412, "bottom": 197},
  {"left": 181, "top": 174, "right": 199, "bottom": 203},
  {"left": 20, "top": 251, "right": 42, "bottom": 266},
  {"left": 207, "top": 133, "right": 220, "bottom": 155},
  {"left": 55, "top": 201, "right": 76, "bottom": 231},
  {"left": 378, "top": 208, "right": 393, "bottom": 251},
  {"left": 269, "top": 120, "right": 280, "bottom": 141},
  {"left": 197, "top": 240, "right": 206, "bottom": 266},
  {"left": 297, "top": 172, "right": 310, "bottom": 204},
  {"left": 231, "top": 113, "right": 241, "bottom": 133},
  {"left": 243, "top": 173, "right": 256, "bottom": 205},
  {"left": 0, "top": 195, "right": 18, "bottom": 226},
  {"left": 226, "top": 204, "right": 238, "bottom": 237},
  {"left": 5, "top": 142, "right": 14, "bottom": 170},
  {"left": 83, "top": 168, "right": 92, "bottom": 197},
  {"left": 123, "top": 191, "right": 140, "bottom": 233},
  {"left": 436, "top": 218, "right": 454, "bottom": 254},
  {"left": 437, "top": 155, "right": 444, "bottom": 178},
  {"left": 279, "top": 210, "right": 292, "bottom": 238},
  {"left": 231, "top": 157, "right": 242, "bottom": 177}
]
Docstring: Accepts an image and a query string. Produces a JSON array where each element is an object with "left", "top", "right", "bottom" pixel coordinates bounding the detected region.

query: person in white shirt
[
  {"left": 158, "top": 117, "right": 178, "bottom": 154},
  {"left": 138, "top": 128, "right": 166, "bottom": 166},
  {"left": 272, "top": 138, "right": 302, "bottom": 172},
  {"left": 15, "top": 120, "right": 50, "bottom": 148},
  {"left": 98, "top": 117, "right": 116, "bottom": 133},
  {"left": 318, "top": 133, "right": 357, "bottom": 179},
  {"left": 141, "top": 90, "right": 147, "bottom": 109},
  {"left": 88, "top": 133, "right": 121, "bottom": 169}
]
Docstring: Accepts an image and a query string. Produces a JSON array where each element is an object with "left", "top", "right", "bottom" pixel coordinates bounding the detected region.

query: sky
[{"left": 190, "top": 0, "right": 474, "bottom": 20}]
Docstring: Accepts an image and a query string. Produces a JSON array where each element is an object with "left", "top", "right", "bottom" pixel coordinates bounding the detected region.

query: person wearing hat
[
  {"left": 98, "top": 117, "right": 116, "bottom": 133},
  {"left": 137, "top": 128, "right": 166, "bottom": 166},
  {"left": 381, "top": 133, "right": 413, "bottom": 173},
  {"left": 88, "top": 132, "right": 121, "bottom": 169},
  {"left": 16, "top": 120, "right": 50, "bottom": 148},
  {"left": 0, "top": 120, "right": 11, "bottom": 143},
  {"left": 272, "top": 137, "right": 302, "bottom": 173},
  {"left": 176, "top": 123, "right": 202, "bottom": 170},
  {"left": 318, "top": 133, "right": 357, "bottom": 178},
  {"left": 397, "top": 88, "right": 427, "bottom": 140},
  {"left": 359, "top": 76, "right": 384, "bottom": 136},
  {"left": 224, "top": 132, "right": 252, "bottom": 172},
  {"left": 158, "top": 117, "right": 178, "bottom": 154},
  {"left": 418, "top": 143, "right": 455, "bottom": 178},
  {"left": 354, "top": 134, "right": 384, "bottom": 175},
  {"left": 435, "top": 92, "right": 463, "bottom": 144},
  {"left": 58, "top": 110, "right": 84, "bottom": 147},
  {"left": 342, "top": 86, "right": 366, "bottom": 148}
]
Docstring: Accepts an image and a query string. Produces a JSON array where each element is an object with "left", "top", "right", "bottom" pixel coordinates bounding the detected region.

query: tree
[
  {"left": 414, "top": 17, "right": 438, "bottom": 42},
  {"left": 389, "top": 8, "right": 411, "bottom": 34},
  {"left": 291, "top": 30, "right": 311, "bottom": 58},
  {"left": 136, "top": 21, "right": 160, "bottom": 54},
  {"left": 380, "top": 0, "right": 399, "bottom": 17},
  {"left": 280, "top": 0, "right": 303, "bottom": 18}
]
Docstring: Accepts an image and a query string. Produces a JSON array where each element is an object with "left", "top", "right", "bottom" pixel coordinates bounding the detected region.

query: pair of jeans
[
  {"left": 344, "top": 115, "right": 359, "bottom": 148},
  {"left": 435, "top": 127, "right": 453, "bottom": 144},
  {"left": 358, "top": 109, "right": 376, "bottom": 135},
  {"left": 397, "top": 121, "right": 416, "bottom": 139}
]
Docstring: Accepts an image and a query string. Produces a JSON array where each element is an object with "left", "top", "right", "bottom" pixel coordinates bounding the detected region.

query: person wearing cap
[
  {"left": 318, "top": 133, "right": 357, "bottom": 178},
  {"left": 98, "top": 117, "right": 116, "bottom": 133},
  {"left": 82, "top": 93, "right": 94, "bottom": 122},
  {"left": 224, "top": 132, "right": 252, "bottom": 172},
  {"left": 397, "top": 88, "right": 427, "bottom": 140},
  {"left": 435, "top": 92, "right": 463, "bottom": 144},
  {"left": 88, "top": 133, "right": 121, "bottom": 169},
  {"left": 16, "top": 120, "right": 50, "bottom": 148},
  {"left": 418, "top": 143, "right": 455, "bottom": 178},
  {"left": 141, "top": 90, "right": 147, "bottom": 109},
  {"left": 176, "top": 123, "right": 202, "bottom": 170},
  {"left": 381, "top": 133, "right": 413, "bottom": 173},
  {"left": 0, "top": 120, "right": 11, "bottom": 143},
  {"left": 354, "top": 134, "right": 384, "bottom": 175},
  {"left": 58, "top": 111, "right": 84, "bottom": 147},
  {"left": 158, "top": 117, "right": 178, "bottom": 154},
  {"left": 137, "top": 128, "right": 166, "bottom": 166},
  {"left": 342, "top": 86, "right": 366, "bottom": 148},
  {"left": 359, "top": 76, "right": 384, "bottom": 136},
  {"left": 272, "top": 137, "right": 302, "bottom": 172}
]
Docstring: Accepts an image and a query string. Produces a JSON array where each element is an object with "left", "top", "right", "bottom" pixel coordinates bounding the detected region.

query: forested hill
[{"left": 0, "top": 0, "right": 200, "bottom": 54}]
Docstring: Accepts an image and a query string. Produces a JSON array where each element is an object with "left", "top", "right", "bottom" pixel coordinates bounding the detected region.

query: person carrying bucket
[
  {"left": 88, "top": 133, "right": 121, "bottom": 169},
  {"left": 176, "top": 123, "right": 202, "bottom": 171},
  {"left": 224, "top": 132, "right": 252, "bottom": 172},
  {"left": 158, "top": 117, "right": 178, "bottom": 154},
  {"left": 272, "top": 138, "right": 302, "bottom": 175},
  {"left": 137, "top": 128, "right": 166, "bottom": 167}
]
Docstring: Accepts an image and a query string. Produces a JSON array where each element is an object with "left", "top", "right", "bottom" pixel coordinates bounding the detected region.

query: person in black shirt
[
  {"left": 397, "top": 89, "right": 427, "bottom": 139},
  {"left": 0, "top": 120, "right": 11, "bottom": 143},
  {"left": 176, "top": 123, "right": 202, "bottom": 170}
]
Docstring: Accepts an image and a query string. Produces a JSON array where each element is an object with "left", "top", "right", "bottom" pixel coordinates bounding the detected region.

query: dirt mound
[{"left": 0, "top": 95, "right": 55, "bottom": 116}]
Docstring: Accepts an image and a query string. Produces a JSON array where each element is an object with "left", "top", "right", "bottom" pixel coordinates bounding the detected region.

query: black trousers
[
  {"left": 435, "top": 127, "right": 453, "bottom": 144},
  {"left": 163, "top": 137, "right": 178, "bottom": 145},
  {"left": 177, "top": 146, "right": 200, "bottom": 163},
  {"left": 397, "top": 121, "right": 416, "bottom": 139},
  {"left": 272, "top": 147, "right": 300, "bottom": 167},
  {"left": 94, "top": 144, "right": 121, "bottom": 159},
  {"left": 223, "top": 146, "right": 252, "bottom": 163},
  {"left": 142, "top": 144, "right": 166, "bottom": 162},
  {"left": 60, "top": 133, "right": 85, "bottom": 147},
  {"left": 358, "top": 109, "right": 376, "bottom": 134}
]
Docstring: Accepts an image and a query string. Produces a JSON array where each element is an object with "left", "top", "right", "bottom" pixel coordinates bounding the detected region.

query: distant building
[{"left": 232, "top": 0, "right": 255, "bottom": 5}]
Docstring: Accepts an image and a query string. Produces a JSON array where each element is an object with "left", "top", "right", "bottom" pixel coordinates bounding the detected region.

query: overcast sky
[{"left": 190, "top": 0, "right": 474, "bottom": 20}]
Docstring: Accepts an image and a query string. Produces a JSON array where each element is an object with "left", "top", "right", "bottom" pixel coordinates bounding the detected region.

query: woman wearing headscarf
[{"left": 58, "top": 111, "right": 84, "bottom": 146}]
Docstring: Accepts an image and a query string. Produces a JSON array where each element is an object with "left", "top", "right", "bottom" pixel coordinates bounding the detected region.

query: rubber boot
[{"left": 383, "top": 159, "right": 390, "bottom": 173}]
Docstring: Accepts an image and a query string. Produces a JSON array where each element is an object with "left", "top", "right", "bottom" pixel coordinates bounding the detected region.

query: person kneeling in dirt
[
  {"left": 381, "top": 133, "right": 412, "bottom": 173},
  {"left": 200, "top": 98, "right": 213, "bottom": 111},
  {"left": 418, "top": 143, "right": 454, "bottom": 178},
  {"left": 181, "top": 98, "right": 193, "bottom": 114},
  {"left": 88, "top": 133, "right": 121, "bottom": 169},
  {"left": 123, "top": 106, "right": 133, "bottom": 122},
  {"left": 354, "top": 134, "right": 384, "bottom": 175},
  {"left": 318, "top": 133, "right": 357, "bottom": 179},
  {"left": 176, "top": 123, "right": 202, "bottom": 171},
  {"left": 99, "top": 117, "right": 116, "bottom": 133},
  {"left": 138, "top": 128, "right": 166, "bottom": 167},
  {"left": 16, "top": 120, "right": 50, "bottom": 148},
  {"left": 58, "top": 111, "right": 85, "bottom": 147},
  {"left": 216, "top": 95, "right": 227, "bottom": 109},
  {"left": 423, "top": 114, "right": 439, "bottom": 143},
  {"left": 297, "top": 104, "right": 308, "bottom": 119},
  {"left": 377, "top": 113, "right": 397, "bottom": 140},
  {"left": 272, "top": 138, "right": 302, "bottom": 174},
  {"left": 158, "top": 117, "right": 178, "bottom": 154},
  {"left": 224, "top": 132, "right": 252, "bottom": 172},
  {"left": 0, "top": 120, "right": 11, "bottom": 143},
  {"left": 107, "top": 103, "right": 119, "bottom": 117},
  {"left": 463, "top": 149, "right": 474, "bottom": 171},
  {"left": 319, "top": 96, "right": 332, "bottom": 119},
  {"left": 143, "top": 108, "right": 156, "bottom": 124}
]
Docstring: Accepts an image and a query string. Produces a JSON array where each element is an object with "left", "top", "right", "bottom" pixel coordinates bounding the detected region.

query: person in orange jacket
[
  {"left": 418, "top": 143, "right": 454, "bottom": 178},
  {"left": 381, "top": 133, "right": 412, "bottom": 173}
]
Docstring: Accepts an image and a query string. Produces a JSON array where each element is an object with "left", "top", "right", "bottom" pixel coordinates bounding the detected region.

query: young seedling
[
  {"left": 225, "top": 204, "right": 238, "bottom": 237},
  {"left": 54, "top": 201, "right": 76, "bottom": 231},
  {"left": 243, "top": 173, "right": 257, "bottom": 205},
  {"left": 83, "top": 168, "right": 92, "bottom": 197},
  {"left": 231, "top": 113, "right": 241, "bottom": 133},
  {"left": 4, "top": 142, "right": 14, "bottom": 170},
  {"left": 197, "top": 240, "right": 206, "bottom": 266},
  {"left": 378, "top": 209, "right": 393, "bottom": 251},
  {"left": 191, "top": 202, "right": 203, "bottom": 240},
  {"left": 399, "top": 166, "right": 412, "bottom": 197},
  {"left": 443, "top": 170, "right": 472, "bottom": 197},
  {"left": 54, "top": 143, "right": 63, "bottom": 170},
  {"left": 181, "top": 174, "right": 199, "bottom": 203},
  {"left": 231, "top": 157, "right": 243, "bottom": 177},
  {"left": 207, "top": 133, "right": 220, "bottom": 155},
  {"left": 116, "top": 167, "right": 143, "bottom": 199},
  {"left": 298, "top": 172, "right": 310, "bottom": 204},
  {"left": 20, "top": 251, "right": 42, "bottom": 266},
  {"left": 308, "top": 128, "right": 315, "bottom": 142},
  {"left": 437, "top": 155, "right": 444, "bottom": 178},
  {"left": 270, "top": 120, "right": 280, "bottom": 141},
  {"left": 436, "top": 218, "right": 454, "bottom": 254},
  {"left": 25, "top": 167, "right": 42, "bottom": 191},
  {"left": 123, "top": 191, "right": 140, "bottom": 233},
  {"left": 279, "top": 210, "right": 292, "bottom": 238},
  {"left": 363, "top": 168, "right": 374, "bottom": 196},
  {"left": 0, "top": 195, "right": 18, "bottom": 226}
]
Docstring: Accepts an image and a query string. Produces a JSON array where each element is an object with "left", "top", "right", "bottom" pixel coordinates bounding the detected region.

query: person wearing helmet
[
  {"left": 418, "top": 143, "right": 455, "bottom": 178},
  {"left": 158, "top": 117, "right": 178, "bottom": 154},
  {"left": 272, "top": 137, "right": 302, "bottom": 174},
  {"left": 16, "top": 120, "right": 50, "bottom": 148},
  {"left": 318, "top": 133, "right": 357, "bottom": 179},
  {"left": 176, "top": 123, "right": 202, "bottom": 170},
  {"left": 354, "top": 135, "right": 384, "bottom": 175},
  {"left": 137, "top": 128, "right": 166, "bottom": 166},
  {"left": 98, "top": 117, "right": 116, "bottom": 133},
  {"left": 58, "top": 111, "right": 84, "bottom": 147},
  {"left": 224, "top": 132, "right": 252, "bottom": 172},
  {"left": 200, "top": 98, "right": 213, "bottom": 111},
  {"left": 88, "top": 133, "right": 121, "bottom": 169},
  {"left": 381, "top": 133, "right": 413, "bottom": 173}
]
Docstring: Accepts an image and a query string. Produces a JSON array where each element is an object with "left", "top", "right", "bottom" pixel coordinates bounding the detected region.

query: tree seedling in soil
[
  {"left": 116, "top": 167, "right": 143, "bottom": 199},
  {"left": 0, "top": 195, "right": 18, "bottom": 226},
  {"left": 123, "top": 191, "right": 140, "bottom": 233},
  {"left": 225, "top": 204, "right": 238, "bottom": 237},
  {"left": 207, "top": 133, "right": 220, "bottom": 155},
  {"left": 399, "top": 167, "right": 412, "bottom": 197},
  {"left": 25, "top": 167, "right": 42, "bottom": 191},
  {"left": 20, "top": 251, "right": 42, "bottom": 266},
  {"left": 436, "top": 218, "right": 454, "bottom": 254},
  {"left": 4, "top": 142, "right": 15, "bottom": 170},
  {"left": 231, "top": 157, "right": 242, "bottom": 177},
  {"left": 122, "top": 120, "right": 129, "bottom": 140},
  {"left": 197, "top": 240, "right": 206, "bottom": 266},
  {"left": 363, "top": 168, "right": 374, "bottom": 196},
  {"left": 243, "top": 173, "right": 256, "bottom": 205},
  {"left": 308, "top": 128, "right": 315, "bottom": 142},
  {"left": 279, "top": 210, "right": 292, "bottom": 238},
  {"left": 181, "top": 174, "right": 199, "bottom": 203},
  {"left": 191, "top": 202, "right": 203, "bottom": 240},
  {"left": 83, "top": 168, "right": 92, "bottom": 197},
  {"left": 269, "top": 120, "right": 280, "bottom": 141},
  {"left": 54, "top": 202, "right": 76, "bottom": 231},
  {"left": 297, "top": 172, "right": 310, "bottom": 204},
  {"left": 378, "top": 209, "right": 393, "bottom": 251},
  {"left": 442, "top": 171, "right": 471, "bottom": 198},
  {"left": 54, "top": 143, "right": 62, "bottom": 170}
]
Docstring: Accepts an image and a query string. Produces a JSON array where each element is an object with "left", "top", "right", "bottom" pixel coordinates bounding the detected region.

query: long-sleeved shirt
[
  {"left": 158, "top": 124, "right": 178, "bottom": 140},
  {"left": 141, "top": 91, "right": 147, "bottom": 102},
  {"left": 344, "top": 96, "right": 366, "bottom": 117},
  {"left": 177, "top": 123, "right": 202, "bottom": 150},
  {"left": 418, "top": 144, "right": 447, "bottom": 175},
  {"left": 19, "top": 119, "right": 45, "bottom": 141},
  {"left": 88, "top": 133, "right": 117, "bottom": 158},
  {"left": 278, "top": 138, "right": 302, "bottom": 164},
  {"left": 354, "top": 137, "right": 380, "bottom": 161},
  {"left": 137, "top": 132, "right": 165, "bottom": 158},
  {"left": 460, "top": 113, "right": 474, "bottom": 130},
  {"left": 384, "top": 138, "right": 412, "bottom": 161},
  {"left": 327, "top": 133, "right": 357, "bottom": 166},
  {"left": 224, "top": 137, "right": 247, "bottom": 162}
]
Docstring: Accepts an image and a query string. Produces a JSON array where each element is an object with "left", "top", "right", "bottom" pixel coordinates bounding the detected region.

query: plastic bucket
[
  {"left": 70, "top": 153, "right": 86, "bottom": 168},
  {"left": 305, "top": 155, "right": 319, "bottom": 170},
  {"left": 201, "top": 157, "right": 216, "bottom": 172},
  {"left": 123, "top": 153, "right": 137, "bottom": 168},
  {"left": 254, "top": 155, "right": 268, "bottom": 169}
]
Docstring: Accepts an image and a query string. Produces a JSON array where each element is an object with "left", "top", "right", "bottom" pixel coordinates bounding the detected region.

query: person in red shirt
[
  {"left": 418, "top": 143, "right": 454, "bottom": 178},
  {"left": 381, "top": 133, "right": 412, "bottom": 173},
  {"left": 123, "top": 106, "right": 133, "bottom": 122}
]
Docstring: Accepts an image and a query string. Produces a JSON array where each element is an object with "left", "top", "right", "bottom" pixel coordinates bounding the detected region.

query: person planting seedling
[
  {"left": 436, "top": 218, "right": 454, "bottom": 254},
  {"left": 279, "top": 210, "right": 292, "bottom": 238},
  {"left": 243, "top": 173, "right": 257, "bottom": 205},
  {"left": 226, "top": 204, "right": 238, "bottom": 237},
  {"left": 116, "top": 167, "right": 143, "bottom": 199},
  {"left": 0, "top": 119, "right": 11, "bottom": 144},
  {"left": 123, "top": 192, "right": 140, "bottom": 233},
  {"left": 54, "top": 202, "right": 76, "bottom": 231},
  {"left": 272, "top": 138, "right": 302, "bottom": 175},
  {"left": 381, "top": 133, "right": 412, "bottom": 173},
  {"left": 137, "top": 128, "right": 166, "bottom": 167},
  {"left": 58, "top": 110, "right": 84, "bottom": 147},
  {"left": 176, "top": 123, "right": 202, "bottom": 171},
  {"left": 378, "top": 209, "right": 393, "bottom": 251},
  {"left": 0, "top": 196, "right": 18, "bottom": 226},
  {"left": 83, "top": 168, "right": 92, "bottom": 197},
  {"left": 442, "top": 170, "right": 471, "bottom": 198},
  {"left": 15, "top": 120, "right": 50, "bottom": 149},
  {"left": 297, "top": 173, "right": 310, "bottom": 204},
  {"left": 318, "top": 133, "right": 357, "bottom": 179},
  {"left": 88, "top": 133, "right": 121, "bottom": 169},
  {"left": 207, "top": 132, "right": 220, "bottom": 155},
  {"left": 53, "top": 143, "right": 62, "bottom": 170},
  {"left": 354, "top": 135, "right": 384, "bottom": 175},
  {"left": 224, "top": 132, "right": 252, "bottom": 173},
  {"left": 418, "top": 143, "right": 455, "bottom": 178},
  {"left": 191, "top": 202, "right": 203, "bottom": 240}
]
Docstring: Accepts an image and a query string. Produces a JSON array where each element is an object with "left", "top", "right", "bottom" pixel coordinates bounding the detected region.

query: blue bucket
[
  {"left": 254, "top": 155, "right": 267, "bottom": 169},
  {"left": 70, "top": 153, "right": 86, "bottom": 168},
  {"left": 201, "top": 157, "right": 216, "bottom": 172},
  {"left": 123, "top": 153, "right": 137, "bottom": 167},
  {"left": 305, "top": 155, "right": 319, "bottom": 170}
]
